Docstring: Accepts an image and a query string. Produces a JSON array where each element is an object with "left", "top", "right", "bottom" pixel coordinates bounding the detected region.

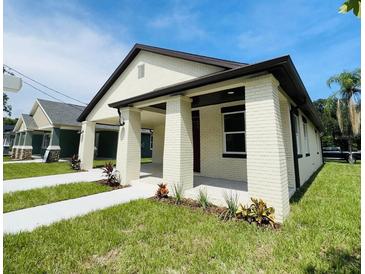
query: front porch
[
  {"left": 136, "top": 163, "right": 251, "bottom": 207},
  {"left": 79, "top": 74, "right": 296, "bottom": 222}
]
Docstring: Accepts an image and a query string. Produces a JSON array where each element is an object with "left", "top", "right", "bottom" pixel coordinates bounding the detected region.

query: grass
[
  {"left": 3, "top": 182, "right": 112, "bottom": 213},
  {"left": 4, "top": 162, "right": 360, "bottom": 273},
  {"left": 3, "top": 155, "right": 12, "bottom": 162},
  {"left": 4, "top": 162, "right": 75, "bottom": 180},
  {"left": 93, "top": 157, "right": 152, "bottom": 168}
]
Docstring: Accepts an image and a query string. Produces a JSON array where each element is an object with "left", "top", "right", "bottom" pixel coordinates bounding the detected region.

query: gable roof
[
  {"left": 36, "top": 99, "right": 85, "bottom": 127},
  {"left": 20, "top": 114, "right": 38, "bottom": 130},
  {"left": 78, "top": 43, "right": 248, "bottom": 121},
  {"left": 108, "top": 55, "right": 323, "bottom": 131}
]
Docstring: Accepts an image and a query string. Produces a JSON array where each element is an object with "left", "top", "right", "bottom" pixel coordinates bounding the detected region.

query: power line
[
  {"left": 4, "top": 64, "right": 88, "bottom": 105},
  {"left": 22, "top": 81, "right": 85, "bottom": 112}
]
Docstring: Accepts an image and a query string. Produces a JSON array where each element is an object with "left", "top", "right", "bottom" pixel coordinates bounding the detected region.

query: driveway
[
  {"left": 3, "top": 169, "right": 104, "bottom": 193},
  {"left": 4, "top": 181, "right": 157, "bottom": 234}
]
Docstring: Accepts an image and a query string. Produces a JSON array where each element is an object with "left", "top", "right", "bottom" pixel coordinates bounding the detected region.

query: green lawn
[
  {"left": 3, "top": 155, "right": 13, "bottom": 162},
  {"left": 93, "top": 158, "right": 152, "bottom": 168},
  {"left": 4, "top": 162, "right": 360, "bottom": 273},
  {"left": 4, "top": 162, "right": 75, "bottom": 180},
  {"left": 4, "top": 182, "right": 112, "bottom": 213}
]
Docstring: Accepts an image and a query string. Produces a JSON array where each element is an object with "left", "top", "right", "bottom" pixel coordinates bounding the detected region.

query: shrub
[
  {"left": 70, "top": 155, "right": 81, "bottom": 170},
  {"left": 236, "top": 198, "right": 276, "bottom": 227},
  {"left": 156, "top": 183, "right": 169, "bottom": 199},
  {"left": 102, "top": 162, "right": 120, "bottom": 187},
  {"left": 197, "top": 187, "right": 209, "bottom": 209},
  {"left": 172, "top": 183, "right": 184, "bottom": 205},
  {"left": 220, "top": 191, "right": 238, "bottom": 221}
]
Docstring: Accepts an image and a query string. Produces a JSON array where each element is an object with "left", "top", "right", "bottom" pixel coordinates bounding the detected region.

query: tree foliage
[
  {"left": 3, "top": 93, "right": 12, "bottom": 117},
  {"left": 339, "top": 0, "right": 361, "bottom": 17}
]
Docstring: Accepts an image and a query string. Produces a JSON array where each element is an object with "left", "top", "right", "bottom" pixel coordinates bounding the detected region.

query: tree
[
  {"left": 3, "top": 117, "right": 17, "bottom": 125},
  {"left": 3, "top": 93, "right": 12, "bottom": 117},
  {"left": 339, "top": 0, "right": 361, "bottom": 17},
  {"left": 326, "top": 68, "right": 361, "bottom": 163}
]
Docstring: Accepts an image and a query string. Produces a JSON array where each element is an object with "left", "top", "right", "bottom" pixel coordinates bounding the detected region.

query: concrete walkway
[
  {"left": 4, "top": 169, "right": 104, "bottom": 193},
  {"left": 4, "top": 182, "right": 157, "bottom": 234}
]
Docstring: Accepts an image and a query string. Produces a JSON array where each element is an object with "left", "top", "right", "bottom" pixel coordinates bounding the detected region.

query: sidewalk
[
  {"left": 3, "top": 182, "right": 156, "bottom": 234},
  {"left": 4, "top": 169, "right": 104, "bottom": 193}
]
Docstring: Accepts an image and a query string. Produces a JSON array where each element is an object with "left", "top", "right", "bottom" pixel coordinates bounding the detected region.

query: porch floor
[{"left": 136, "top": 163, "right": 250, "bottom": 207}]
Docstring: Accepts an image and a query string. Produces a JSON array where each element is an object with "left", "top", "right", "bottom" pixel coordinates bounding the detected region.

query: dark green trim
[{"left": 222, "top": 153, "right": 246, "bottom": 159}]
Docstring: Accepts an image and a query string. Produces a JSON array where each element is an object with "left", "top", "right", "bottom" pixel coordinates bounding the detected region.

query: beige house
[{"left": 77, "top": 44, "right": 323, "bottom": 222}]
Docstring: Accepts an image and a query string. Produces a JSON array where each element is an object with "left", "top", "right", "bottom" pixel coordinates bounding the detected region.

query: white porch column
[
  {"left": 116, "top": 107, "right": 141, "bottom": 185},
  {"left": 245, "top": 74, "right": 290, "bottom": 222},
  {"left": 78, "top": 121, "right": 96, "bottom": 170},
  {"left": 163, "top": 95, "right": 193, "bottom": 190},
  {"left": 152, "top": 123, "right": 165, "bottom": 164}
]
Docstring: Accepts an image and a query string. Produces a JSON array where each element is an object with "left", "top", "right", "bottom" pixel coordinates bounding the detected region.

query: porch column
[
  {"left": 45, "top": 128, "right": 61, "bottom": 162},
  {"left": 78, "top": 121, "right": 96, "bottom": 170},
  {"left": 163, "top": 95, "right": 193, "bottom": 190},
  {"left": 116, "top": 107, "right": 141, "bottom": 185},
  {"left": 245, "top": 74, "right": 290, "bottom": 223},
  {"left": 152, "top": 124, "right": 165, "bottom": 164},
  {"left": 11, "top": 133, "right": 20, "bottom": 158},
  {"left": 19, "top": 131, "right": 33, "bottom": 160},
  {"left": 15, "top": 132, "right": 24, "bottom": 159}
]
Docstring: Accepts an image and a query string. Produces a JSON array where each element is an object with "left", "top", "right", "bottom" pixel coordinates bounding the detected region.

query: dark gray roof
[
  {"left": 37, "top": 99, "right": 85, "bottom": 127},
  {"left": 4, "top": 124, "right": 15, "bottom": 132},
  {"left": 21, "top": 114, "right": 38, "bottom": 130}
]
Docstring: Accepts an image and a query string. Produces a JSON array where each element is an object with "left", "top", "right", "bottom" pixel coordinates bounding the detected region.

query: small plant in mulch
[
  {"left": 155, "top": 183, "right": 169, "bottom": 199},
  {"left": 236, "top": 198, "right": 277, "bottom": 228},
  {"left": 219, "top": 191, "right": 239, "bottom": 221},
  {"left": 70, "top": 154, "right": 81, "bottom": 170},
  {"left": 197, "top": 187, "right": 210, "bottom": 209},
  {"left": 172, "top": 183, "right": 184, "bottom": 205},
  {"left": 102, "top": 162, "right": 120, "bottom": 187}
]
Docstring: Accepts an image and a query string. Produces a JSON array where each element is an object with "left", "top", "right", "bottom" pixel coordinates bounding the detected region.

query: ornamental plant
[
  {"left": 236, "top": 198, "right": 276, "bottom": 227},
  {"left": 155, "top": 183, "right": 169, "bottom": 199},
  {"left": 70, "top": 154, "right": 81, "bottom": 170},
  {"left": 102, "top": 162, "right": 120, "bottom": 187}
]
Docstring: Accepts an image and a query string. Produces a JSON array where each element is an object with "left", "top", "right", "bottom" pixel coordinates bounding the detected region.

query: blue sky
[{"left": 4, "top": 0, "right": 360, "bottom": 117}]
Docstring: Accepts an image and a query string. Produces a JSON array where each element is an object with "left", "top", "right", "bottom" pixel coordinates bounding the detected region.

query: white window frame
[
  {"left": 294, "top": 114, "right": 302, "bottom": 155},
  {"left": 137, "top": 64, "right": 145, "bottom": 79},
  {"left": 222, "top": 110, "right": 246, "bottom": 155},
  {"left": 303, "top": 120, "right": 310, "bottom": 155}
]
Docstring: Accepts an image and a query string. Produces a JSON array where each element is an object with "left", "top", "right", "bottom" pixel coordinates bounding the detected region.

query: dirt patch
[{"left": 83, "top": 248, "right": 121, "bottom": 270}]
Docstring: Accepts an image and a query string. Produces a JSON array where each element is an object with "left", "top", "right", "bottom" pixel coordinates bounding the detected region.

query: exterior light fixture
[{"left": 227, "top": 91, "right": 235, "bottom": 95}]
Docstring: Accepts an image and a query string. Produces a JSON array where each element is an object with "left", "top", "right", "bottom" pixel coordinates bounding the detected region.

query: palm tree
[{"left": 326, "top": 68, "right": 361, "bottom": 163}]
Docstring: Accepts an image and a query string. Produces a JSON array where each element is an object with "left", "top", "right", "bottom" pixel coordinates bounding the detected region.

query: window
[
  {"left": 137, "top": 64, "right": 145, "bottom": 79},
  {"left": 222, "top": 110, "right": 245, "bottom": 155},
  {"left": 42, "top": 134, "right": 51, "bottom": 149},
  {"left": 303, "top": 119, "right": 310, "bottom": 156},
  {"left": 294, "top": 114, "right": 302, "bottom": 155}
]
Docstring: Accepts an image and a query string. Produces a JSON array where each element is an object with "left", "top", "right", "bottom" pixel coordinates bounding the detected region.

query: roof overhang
[{"left": 107, "top": 55, "right": 323, "bottom": 131}]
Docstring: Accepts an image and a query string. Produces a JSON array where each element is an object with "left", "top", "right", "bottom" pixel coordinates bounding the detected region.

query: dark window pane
[
  {"left": 225, "top": 133, "right": 245, "bottom": 152},
  {"left": 224, "top": 113, "right": 245, "bottom": 132}
]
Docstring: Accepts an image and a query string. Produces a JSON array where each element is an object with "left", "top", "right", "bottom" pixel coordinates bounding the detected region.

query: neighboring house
[
  {"left": 3, "top": 124, "right": 15, "bottom": 155},
  {"left": 12, "top": 98, "right": 152, "bottom": 161},
  {"left": 77, "top": 44, "right": 323, "bottom": 222}
]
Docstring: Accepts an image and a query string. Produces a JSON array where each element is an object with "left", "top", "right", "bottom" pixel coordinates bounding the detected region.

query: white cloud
[
  {"left": 149, "top": 2, "right": 206, "bottom": 41},
  {"left": 4, "top": 1, "right": 131, "bottom": 117}
]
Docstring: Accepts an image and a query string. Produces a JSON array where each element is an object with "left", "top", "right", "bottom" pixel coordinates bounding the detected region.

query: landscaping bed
[{"left": 3, "top": 162, "right": 360, "bottom": 273}]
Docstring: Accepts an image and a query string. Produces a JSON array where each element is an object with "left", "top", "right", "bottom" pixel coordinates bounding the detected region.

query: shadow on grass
[
  {"left": 304, "top": 247, "right": 360, "bottom": 274},
  {"left": 290, "top": 164, "right": 324, "bottom": 204}
]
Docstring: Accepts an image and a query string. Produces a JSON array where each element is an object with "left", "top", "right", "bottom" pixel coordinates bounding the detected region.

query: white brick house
[{"left": 77, "top": 44, "right": 323, "bottom": 222}]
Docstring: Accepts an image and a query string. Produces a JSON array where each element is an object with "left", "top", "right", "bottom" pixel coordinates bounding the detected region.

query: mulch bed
[
  {"left": 95, "top": 180, "right": 131, "bottom": 190},
  {"left": 151, "top": 196, "right": 281, "bottom": 229},
  {"left": 151, "top": 196, "right": 227, "bottom": 216}
]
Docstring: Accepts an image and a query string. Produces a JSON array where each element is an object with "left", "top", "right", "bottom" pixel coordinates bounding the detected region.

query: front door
[{"left": 192, "top": 110, "right": 200, "bottom": 172}]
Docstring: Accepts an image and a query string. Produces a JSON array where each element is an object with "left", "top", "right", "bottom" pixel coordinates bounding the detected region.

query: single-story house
[
  {"left": 12, "top": 98, "right": 152, "bottom": 161},
  {"left": 3, "top": 124, "right": 15, "bottom": 155},
  {"left": 77, "top": 44, "right": 323, "bottom": 222}
]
